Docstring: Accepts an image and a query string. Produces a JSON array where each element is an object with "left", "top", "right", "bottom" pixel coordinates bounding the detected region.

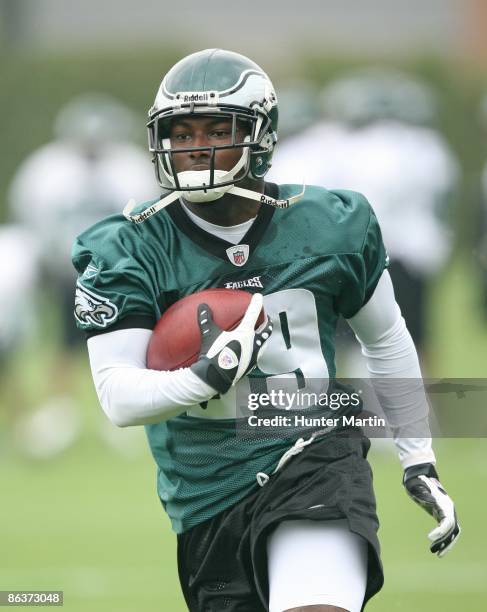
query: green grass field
[
  {"left": 1, "top": 254, "right": 486, "bottom": 611},
  {"left": 1, "top": 437, "right": 486, "bottom": 611}
]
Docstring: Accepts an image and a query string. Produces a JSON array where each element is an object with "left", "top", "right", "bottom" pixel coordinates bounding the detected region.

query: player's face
[{"left": 169, "top": 116, "right": 248, "bottom": 173}]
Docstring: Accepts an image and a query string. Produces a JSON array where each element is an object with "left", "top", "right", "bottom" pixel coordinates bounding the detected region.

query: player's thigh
[{"left": 267, "top": 519, "right": 368, "bottom": 612}]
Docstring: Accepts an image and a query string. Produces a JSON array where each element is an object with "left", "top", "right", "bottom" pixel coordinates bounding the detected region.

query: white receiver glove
[
  {"left": 190, "top": 293, "right": 273, "bottom": 395},
  {"left": 403, "top": 463, "right": 461, "bottom": 557}
]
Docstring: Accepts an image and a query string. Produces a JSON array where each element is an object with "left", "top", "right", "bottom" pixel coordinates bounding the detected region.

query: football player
[
  {"left": 72, "top": 50, "right": 460, "bottom": 612},
  {"left": 9, "top": 93, "right": 159, "bottom": 349}
]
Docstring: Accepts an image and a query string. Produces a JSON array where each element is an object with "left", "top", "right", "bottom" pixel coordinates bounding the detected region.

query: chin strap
[
  {"left": 229, "top": 183, "right": 305, "bottom": 209},
  {"left": 123, "top": 183, "right": 306, "bottom": 224},
  {"left": 123, "top": 191, "right": 182, "bottom": 224}
]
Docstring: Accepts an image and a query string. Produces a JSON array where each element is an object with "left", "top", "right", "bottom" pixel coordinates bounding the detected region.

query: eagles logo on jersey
[{"left": 74, "top": 282, "right": 118, "bottom": 328}]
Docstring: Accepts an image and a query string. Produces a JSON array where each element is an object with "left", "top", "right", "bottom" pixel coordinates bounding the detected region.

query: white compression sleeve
[
  {"left": 87, "top": 328, "right": 215, "bottom": 427},
  {"left": 347, "top": 270, "right": 436, "bottom": 468}
]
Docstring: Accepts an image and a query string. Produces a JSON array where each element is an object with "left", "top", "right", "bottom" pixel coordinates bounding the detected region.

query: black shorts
[{"left": 177, "top": 427, "right": 384, "bottom": 612}]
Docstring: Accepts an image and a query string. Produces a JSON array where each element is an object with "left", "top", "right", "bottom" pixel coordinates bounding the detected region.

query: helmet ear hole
[{"left": 250, "top": 151, "right": 270, "bottom": 178}]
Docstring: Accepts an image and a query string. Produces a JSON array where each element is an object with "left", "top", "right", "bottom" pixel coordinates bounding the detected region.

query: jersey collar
[{"left": 166, "top": 182, "right": 278, "bottom": 263}]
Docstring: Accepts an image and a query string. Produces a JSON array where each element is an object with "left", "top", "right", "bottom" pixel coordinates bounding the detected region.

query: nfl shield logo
[
  {"left": 233, "top": 250, "right": 245, "bottom": 265},
  {"left": 226, "top": 244, "right": 249, "bottom": 267}
]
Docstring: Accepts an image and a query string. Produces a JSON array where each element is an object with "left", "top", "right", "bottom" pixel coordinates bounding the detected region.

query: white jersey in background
[
  {"left": 8, "top": 141, "right": 159, "bottom": 279},
  {"left": 0, "top": 225, "right": 39, "bottom": 354},
  {"left": 269, "top": 119, "right": 459, "bottom": 276}
]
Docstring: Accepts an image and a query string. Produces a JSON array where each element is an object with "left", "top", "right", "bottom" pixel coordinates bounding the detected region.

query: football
[{"left": 146, "top": 288, "right": 266, "bottom": 371}]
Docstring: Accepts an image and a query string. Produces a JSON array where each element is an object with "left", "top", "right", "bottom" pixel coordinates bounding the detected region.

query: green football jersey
[{"left": 72, "top": 183, "right": 387, "bottom": 533}]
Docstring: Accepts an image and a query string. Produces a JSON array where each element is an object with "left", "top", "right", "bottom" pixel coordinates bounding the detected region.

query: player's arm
[
  {"left": 347, "top": 270, "right": 460, "bottom": 556},
  {"left": 88, "top": 328, "right": 214, "bottom": 426},
  {"left": 73, "top": 230, "right": 271, "bottom": 427},
  {"left": 87, "top": 294, "right": 271, "bottom": 427}
]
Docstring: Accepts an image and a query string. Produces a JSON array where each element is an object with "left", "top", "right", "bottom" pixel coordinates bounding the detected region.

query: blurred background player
[
  {"left": 0, "top": 222, "right": 39, "bottom": 453},
  {"left": 274, "top": 81, "right": 321, "bottom": 142},
  {"left": 0, "top": 223, "right": 38, "bottom": 369},
  {"left": 8, "top": 92, "right": 159, "bottom": 349},
  {"left": 270, "top": 69, "right": 460, "bottom": 372},
  {"left": 6, "top": 93, "right": 159, "bottom": 458}
]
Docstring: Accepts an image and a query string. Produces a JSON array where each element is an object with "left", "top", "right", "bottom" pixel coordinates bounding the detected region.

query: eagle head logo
[{"left": 74, "top": 282, "right": 118, "bottom": 328}]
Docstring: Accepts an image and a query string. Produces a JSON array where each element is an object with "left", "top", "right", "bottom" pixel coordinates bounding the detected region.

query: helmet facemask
[{"left": 147, "top": 104, "right": 274, "bottom": 203}]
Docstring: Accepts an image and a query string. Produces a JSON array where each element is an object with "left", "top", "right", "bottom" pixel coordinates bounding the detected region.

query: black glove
[
  {"left": 190, "top": 293, "right": 273, "bottom": 395},
  {"left": 403, "top": 463, "right": 461, "bottom": 557}
]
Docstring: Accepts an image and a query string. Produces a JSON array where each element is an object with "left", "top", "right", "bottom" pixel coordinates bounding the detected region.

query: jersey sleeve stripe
[{"left": 84, "top": 315, "right": 156, "bottom": 339}]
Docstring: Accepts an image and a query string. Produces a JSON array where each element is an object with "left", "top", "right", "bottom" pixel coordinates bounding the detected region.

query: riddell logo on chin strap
[
  {"left": 260, "top": 194, "right": 290, "bottom": 209},
  {"left": 133, "top": 206, "right": 156, "bottom": 223}
]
